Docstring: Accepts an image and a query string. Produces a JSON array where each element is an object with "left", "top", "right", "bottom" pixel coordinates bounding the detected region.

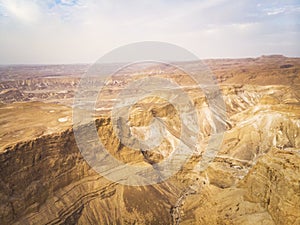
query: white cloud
[
  {"left": 60, "top": 0, "right": 76, "bottom": 5},
  {"left": 0, "top": 0, "right": 41, "bottom": 23},
  {"left": 266, "top": 8, "right": 285, "bottom": 16}
]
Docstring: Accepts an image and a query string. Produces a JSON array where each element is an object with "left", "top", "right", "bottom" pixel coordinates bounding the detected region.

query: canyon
[{"left": 0, "top": 55, "right": 299, "bottom": 224}]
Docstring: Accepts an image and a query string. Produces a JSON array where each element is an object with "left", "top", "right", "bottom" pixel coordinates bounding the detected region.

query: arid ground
[{"left": 0, "top": 55, "right": 299, "bottom": 225}]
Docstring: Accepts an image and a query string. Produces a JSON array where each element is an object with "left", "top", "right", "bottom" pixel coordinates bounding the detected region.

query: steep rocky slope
[{"left": 0, "top": 117, "right": 185, "bottom": 225}]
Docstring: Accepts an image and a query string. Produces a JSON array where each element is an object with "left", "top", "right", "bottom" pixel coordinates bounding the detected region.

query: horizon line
[{"left": 0, "top": 54, "right": 299, "bottom": 66}]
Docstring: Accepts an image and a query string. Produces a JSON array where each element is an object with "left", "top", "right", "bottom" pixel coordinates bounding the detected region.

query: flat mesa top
[{"left": 0, "top": 102, "right": 72, "bottom": 151}]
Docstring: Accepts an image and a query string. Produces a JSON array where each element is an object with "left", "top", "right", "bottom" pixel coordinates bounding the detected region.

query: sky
[{"left": 0, "top": 0, "right": 299, "bottom": 64}]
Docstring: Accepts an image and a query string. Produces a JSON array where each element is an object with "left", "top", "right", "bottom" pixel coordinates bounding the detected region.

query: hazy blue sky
[{"left": 0, "top": 0, "right": 299, "bottom": 64}]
